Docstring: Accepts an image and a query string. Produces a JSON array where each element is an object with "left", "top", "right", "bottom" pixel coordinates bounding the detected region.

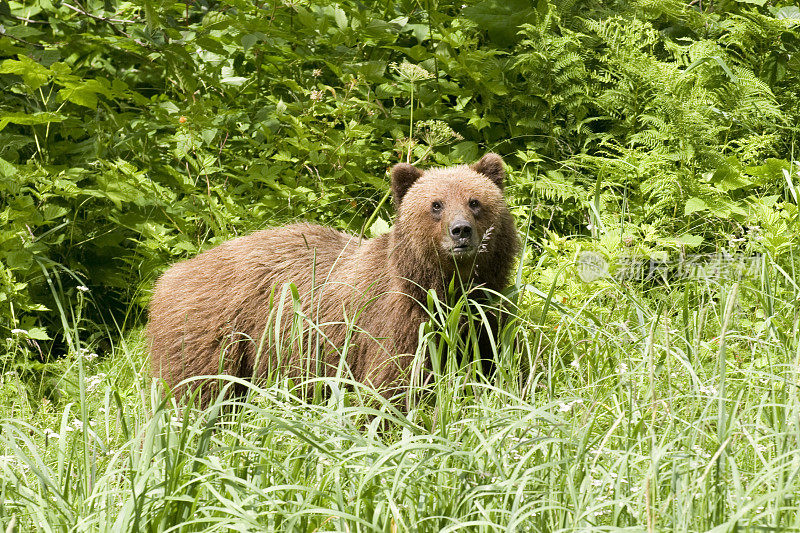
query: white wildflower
[
  {"left": 692, "top": 444, "right": 712, "bottom": 459},
  {"left": 415, "top": 119, "right": 463, "bottom": 146},
  {"left": 558, "top": 398, "right": 583, "bottom": 412},
  {"left": 86, "top": 373, "right": 106, "bottom": 392},
  {"left": 391, "top": 61, "right": 433, "bottom": 82},
  {"left": 698, "top": 383, "right": 718, "bottom": 396}
]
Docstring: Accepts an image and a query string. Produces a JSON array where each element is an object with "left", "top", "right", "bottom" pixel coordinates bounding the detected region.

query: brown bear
[{"left": 147, "top": 153, "right": 519, "bottom": 402}]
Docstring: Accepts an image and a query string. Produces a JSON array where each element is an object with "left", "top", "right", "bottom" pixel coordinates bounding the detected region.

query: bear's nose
[{"left": 450, "top": 219, "right": 473, "bottom": 241}]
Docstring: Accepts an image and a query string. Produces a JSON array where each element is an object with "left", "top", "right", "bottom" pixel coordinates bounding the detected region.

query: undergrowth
[{"left": 1, "top": 257, "right": 798, "bottom": 531}]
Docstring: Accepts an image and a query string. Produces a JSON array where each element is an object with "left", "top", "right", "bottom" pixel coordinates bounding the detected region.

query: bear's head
[{"left": 389, "top": 153, "right": 518, "bottom": 292}]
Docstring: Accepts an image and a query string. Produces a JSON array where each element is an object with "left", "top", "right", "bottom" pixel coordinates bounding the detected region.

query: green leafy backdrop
[{"left": 1, "top": 0, "right": 798, "bottom": 366}]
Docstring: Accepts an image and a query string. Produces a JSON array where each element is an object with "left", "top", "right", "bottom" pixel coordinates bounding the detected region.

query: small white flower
[
  {"left": 558, "top": 399, "right": 583, "bottom": 412},
  {"left": 391, "top": 61, "right": 433, "bottom": 82},
  {"left": 415, "top": 120, "right": 463, "bottom": 147},
  {"left": 692, "top": 444, "right": 712, "bottom": 459},
  {"left": 86, "top": 373, "right": 106, "bottom": 392},
  {"left": 76, "top": 285, "right": 89, "bottom": 292},
  {"left": 698, "top": 383, "right": 718, "bottom": 396},
  {"left": 43, "top": 428, "right": 60, "bottom": 439},
  {"left": 10, "top": 329, "right": 28, "bottom": 336}
]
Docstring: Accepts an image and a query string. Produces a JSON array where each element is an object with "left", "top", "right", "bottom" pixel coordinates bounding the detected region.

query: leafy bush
[{"left": 0, "top": 0, "right": 798, "bottom": 369}]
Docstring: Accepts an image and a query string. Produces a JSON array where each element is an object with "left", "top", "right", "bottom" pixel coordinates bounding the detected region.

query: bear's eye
[
  {"left": 469, "top": 199, "right": 481, "bottom": 210},
  {"left": 431, "top": 201, "right": 443, "bottom": 213}
]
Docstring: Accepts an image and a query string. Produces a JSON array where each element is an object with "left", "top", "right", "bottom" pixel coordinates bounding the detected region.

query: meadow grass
[{"left": 1, "top": 259, "right": 798, "bottom": 532}]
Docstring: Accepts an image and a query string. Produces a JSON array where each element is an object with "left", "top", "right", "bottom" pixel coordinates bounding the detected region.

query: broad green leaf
[
  {"left": 221, "top": 76, "right": 249, "bottom": 86},
  {"left": 334, "top": 6, "right": 347, "bottom": 29},
  {"left": 3, "top": 249, "right": 33, "bottom": 269},
  {"left": 462, "top": 0, "right": 537, "bottom": 46},
  {"left": 0, "top": 112, "right": 65, "bottom": 131},
  {"left": 0, "top": 157, "right": 18, "bottom": 178},
  {"left": 27, "top": 327, "right": 50, "bottom": 340},
  {"left": 241, "top": 33, "right": 261, "bottom": 51},
  {"left": 776, "top": 6, "right": 800, "bottom": 19},
  {"left": 369, "top": 217, "right": 390, "bottom": 237},
  {"left": 746, "top": 158, "right": 791, "bottom": 182},
  {"left": 405, "top": 23, "right": 429, "bottom": 43},
  {"left": 58, "top": 78, "right": 112, "bottom": 108},
  {"left": 0, "top": 56, "right": 50, "bottom": 90},
  {"left": 712, "top": 157, "right": 753, "bottom": 191},
  {"left": 685, "top": 197, "right": 707, "bottom": 215},
  {"left": 675, "top": 234, "right": 703, "bottom": 247},
  {"left": 354, "top": 61, "right": 387, "bottom": 82}
]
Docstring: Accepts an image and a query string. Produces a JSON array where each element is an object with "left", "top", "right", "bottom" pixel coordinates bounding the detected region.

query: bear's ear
[
  {"left": 391, "top": 163, "right": 423, "bottom": 206},
  {"left": 471, "top": 153, "right": 505, "bottom": 189}
]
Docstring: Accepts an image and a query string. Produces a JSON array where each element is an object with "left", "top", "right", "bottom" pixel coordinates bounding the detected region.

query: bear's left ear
[
  {"left": 391, "top": 163, "right": 423, "bottom": 206},
  {"left": 471, "top": 153, "right": 505, "bottom": 189}
]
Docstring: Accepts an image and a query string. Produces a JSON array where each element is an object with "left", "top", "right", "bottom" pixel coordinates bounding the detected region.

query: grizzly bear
[{"left": 147, "top": 153, "right": 519, "bottom": 402}]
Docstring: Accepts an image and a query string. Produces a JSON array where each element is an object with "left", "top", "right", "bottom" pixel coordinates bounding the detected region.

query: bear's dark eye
[
  {"left": 431, "top": 201, "right": 443, "bottom": 213},
  {"left": 469, "top": 199, "right": 481, "bottom": 210}
]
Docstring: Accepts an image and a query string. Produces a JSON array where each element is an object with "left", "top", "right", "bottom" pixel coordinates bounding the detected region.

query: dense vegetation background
[
  {"left": 1, "top": 0, "right": 799, "bottom": 530},
  {"left": 2, "top": 0, "right": 797, "bottom": 364}
]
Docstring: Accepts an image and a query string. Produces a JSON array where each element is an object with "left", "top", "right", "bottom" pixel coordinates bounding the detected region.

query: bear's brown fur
[{"left": 147, "top": 153, "right": 519, "bottom": 400}]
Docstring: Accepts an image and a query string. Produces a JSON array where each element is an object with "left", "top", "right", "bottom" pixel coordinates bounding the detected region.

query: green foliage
[
  {"left": 0, "top": 0, "right": 799, "bottom": 372},
  {"left": 2, "top": 1, "right": 799, "bottom": 527},
  {"left": 2, "top": 262, "right": 800, "bottom": 530}
]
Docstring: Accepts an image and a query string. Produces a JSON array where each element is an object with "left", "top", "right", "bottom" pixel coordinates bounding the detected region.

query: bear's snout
[
  {"left": 450, "top": 218, "right": 473, "bottom": 240},
  {"left": 448, "top": 216, "right": 475, "bottom": 253}
]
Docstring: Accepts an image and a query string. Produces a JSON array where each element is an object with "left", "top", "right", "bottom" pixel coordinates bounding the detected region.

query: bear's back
[{"left": 148, "top": 223, "right": 359, "bottom": 390}]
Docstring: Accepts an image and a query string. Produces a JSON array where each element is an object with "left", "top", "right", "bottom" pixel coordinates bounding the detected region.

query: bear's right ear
[
  {"left": 391, "top": 163, "right": 423, "bottom": 206},
  {"left": 471, "top": 153, "right": 506, "bottom": 189}
]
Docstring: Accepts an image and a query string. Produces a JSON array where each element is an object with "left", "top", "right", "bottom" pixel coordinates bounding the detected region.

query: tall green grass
[{"left": 1, "top": 258, "right": 798, "bottom": 531}]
